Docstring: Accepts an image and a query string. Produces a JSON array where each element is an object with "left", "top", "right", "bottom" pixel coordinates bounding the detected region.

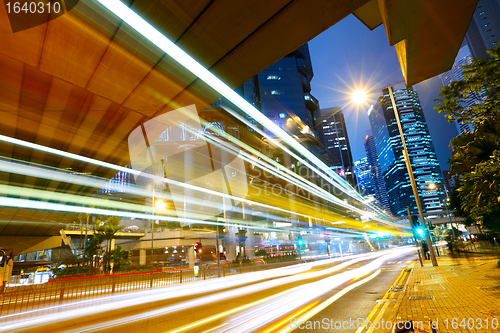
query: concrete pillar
[
  {"left": 188, "top": 246, "right": 195, "bottom": 268},
  {"left": 225, "top": 225, "right": 237, "bottom": 261},
  {"left": 139, "top": 249, "right": 146, "bottom": 265},
  {"left": 183, "top": 146, "right": 195, "bottom": 226},
  {"left": 245, "top": 230, "right": 255, "bottom": 259}
]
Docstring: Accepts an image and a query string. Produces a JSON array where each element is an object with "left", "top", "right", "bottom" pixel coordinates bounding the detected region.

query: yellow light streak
[
  {"left": 275, "top": 269, "right": 382, "bottom": 333},
  {"left": 261, "top": 301, "right": 319, "bottom": 333},
  {"left": 165, "top": 287, "right": 298, "bottom": 333}
]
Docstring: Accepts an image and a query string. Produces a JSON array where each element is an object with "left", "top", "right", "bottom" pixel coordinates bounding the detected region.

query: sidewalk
[{"left": 386, "top": 253, "right": 500, "bottom": 332}]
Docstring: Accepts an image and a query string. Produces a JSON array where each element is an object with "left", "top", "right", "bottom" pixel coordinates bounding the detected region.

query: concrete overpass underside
[{"left": 0, "top": 0, "right": 477, "bottom": 234}]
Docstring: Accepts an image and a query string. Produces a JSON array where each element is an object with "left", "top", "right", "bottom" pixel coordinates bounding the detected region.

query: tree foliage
[
  {"left": 437, "top": 44, "right": 500, "bottom": 230},
  {"left": 458, "top": 151, "right": 500, "bottom": 230},
  {"left": 434, "top": 44, "right": 500, "bottom": 126}
]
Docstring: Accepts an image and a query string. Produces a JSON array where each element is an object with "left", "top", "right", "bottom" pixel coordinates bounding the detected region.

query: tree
[
  {"left": 434, "top": 43, "right": 500, "bottom": 126},
  {"left": 448, "top": 187, "right": 475, "bottom": 226},
  {"left": 449, "top": 121, "right": 500, "bottom": 176},
  {"left": 110, "top": 245, "right": 131, "bottom": 272},
  {"left": 435, "top": 43, "right": 500, "bottom": 231},
  {"left": 458, "top": 151, "right": 500, "bottom": 231},
  {"left": 96, "top": 216, "right": 124, "bottom": 273}
]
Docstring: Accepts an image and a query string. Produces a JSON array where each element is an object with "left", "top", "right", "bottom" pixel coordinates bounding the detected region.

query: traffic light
[
  {"left": 409, "top": 215, "right": 425, "bottom": 238},
  {"left": 296, "top": 236, "right": 305, "bottom": 248},
  {"left": 194, "top": 242, "right": 203, "bottom": 253}
]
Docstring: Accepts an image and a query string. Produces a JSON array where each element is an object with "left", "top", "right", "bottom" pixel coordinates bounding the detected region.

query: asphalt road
[
  {"left": 0, "top": 248, "right": 417, "bottom": 333},
  {"left": 290, "top": 252, "right": 416, "bottom": 333}
]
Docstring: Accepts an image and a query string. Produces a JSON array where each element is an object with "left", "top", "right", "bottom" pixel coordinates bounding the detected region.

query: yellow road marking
[
  {"left": 276, "top": 269, "right": 382, "bottom": 333},
  {"left": 201, "top": 323, "right": 228, "bottom": 333},
  {"left": 355, "top": 263, "right": 414, "bottom": 333},
  {"left": 261, "top": 301, "right": 320, "bottom": 333}
]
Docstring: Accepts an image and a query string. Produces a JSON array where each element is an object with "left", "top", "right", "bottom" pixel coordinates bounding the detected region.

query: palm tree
[{"left": 96, "top": 216, "right": 124, "bottom": 273}]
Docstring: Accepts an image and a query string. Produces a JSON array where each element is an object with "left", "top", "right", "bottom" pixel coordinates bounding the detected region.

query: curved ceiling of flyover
[{"left": 0, "top": 0, "right": 476, "bottom": 236}]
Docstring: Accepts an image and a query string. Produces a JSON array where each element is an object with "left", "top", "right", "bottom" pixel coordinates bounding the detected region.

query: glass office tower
[
  {"left": 239, "top": 44, "right": 319, "bottom": 135},
  {"left": 354, "top": 157, "right": 373, "bottom": 196},
  {"left": 363, "top": 134, "right": 390, "bottom": 210},
  {"left": 464, "top": 0, "right": 500, "bottom": 59},
  {"left": 439, "top": 45, "right": 485, "bottom": 134},
  {"left": 315, "top": 108, "right": 357, "bottom": 187},
  {"left": 368, "top": 88, "right": 446, "bottom": 216}
]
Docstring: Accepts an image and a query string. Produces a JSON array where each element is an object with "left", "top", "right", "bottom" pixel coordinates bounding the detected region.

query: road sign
[{"left": 467, "top": 225, "right": 481, "bottom": 235}]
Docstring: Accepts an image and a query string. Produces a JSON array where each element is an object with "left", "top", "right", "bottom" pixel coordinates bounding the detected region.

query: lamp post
[
  {"left": 429, "top": 183, "right": 457, "bottom": 240},
  {"left": 353, "top": 85, "right": 438, "bottom": 266},
  {"left": 149, "top": 184, "right": 166, "bottom": 264}
]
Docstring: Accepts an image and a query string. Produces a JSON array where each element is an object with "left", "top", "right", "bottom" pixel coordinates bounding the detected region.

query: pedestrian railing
[{"left": 0, "top": 260, "right": 297, "bottom": 321}]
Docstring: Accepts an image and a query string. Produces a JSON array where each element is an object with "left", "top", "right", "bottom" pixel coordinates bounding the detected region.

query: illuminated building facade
[
  {"left": 239, "top": 44, "right": 319, "bottom": 135},
  {"left": 315, "top": 108, "right": 357, "bottom": 187},
  {"left": 363, "top": 134, "right": 390, "bottom": 210},
  {"left": 369, "top": 88, "right": 446, "bottom": 216},
  {"left": 354, "top": 157, "right": 372, "bottom": 196},
  {"left": 464, "top": 0, "right": 500, "bottom": 59},
  {"left": 439, "top": 45, "right": 485, "bottom": 134}
]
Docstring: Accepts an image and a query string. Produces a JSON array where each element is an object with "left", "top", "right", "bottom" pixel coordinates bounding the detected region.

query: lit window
[
  {"left": 271, "top": 90, "right": 282, "bottom": 95},
  {"left": 279, "top": 113, "right": 286, "bottom": 118},
  {"left": 267, "top": 75, "right": 280, "bottom": 80}
]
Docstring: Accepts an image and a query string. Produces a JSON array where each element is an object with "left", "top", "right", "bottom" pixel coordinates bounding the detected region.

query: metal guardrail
[{"left": 0, "top": 260, "right": 297, "bottom": 321}]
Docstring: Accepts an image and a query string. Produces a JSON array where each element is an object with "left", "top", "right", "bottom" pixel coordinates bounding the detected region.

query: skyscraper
[
  {"left": 315, "top": 108, "right": 357, "bottom": 186},
  {"left": 363, "top": 134, "right": 390, "bottom": 210},
  {"left": 239, "top": 44, "right": 319, "bottom": 135},
  {"left": 354, "top": 157, "right": 373, "bottom": 196},
  {"left": 464, "top": 0, "right": 500, "bottom": 59},
  {"left": 368, "top": 88, "right": 446, "bottom": 217},
  {"left": 439, "top": 45, "right": 485, "bottom": 134}
]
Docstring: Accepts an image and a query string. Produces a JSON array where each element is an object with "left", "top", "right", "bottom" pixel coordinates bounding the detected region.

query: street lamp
[
  {"left": 154, "top": 199, "right": 166, "bottom": 210},
  {"left": 428, "top": 183, "right": 457, "bottom": 240},
  {"left": 353, "top": 85, "right": 438, "bottom": 266},
  {"left": 149, "top": 181, "right": 166, "bottom": 264}
]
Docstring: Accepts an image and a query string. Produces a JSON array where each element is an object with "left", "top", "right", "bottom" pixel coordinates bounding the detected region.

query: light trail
[
  {"left": 275, "top": 270, "right": 382, "bottom": 333},
  {"left": 0, "top": 196, "right": 287, "bottom": 233},
  {"left": 63, "top": 250, "right": 411, "bottom": 333},
  {"left": 0, "top": 156, "right": 401, "bottom": 234},
  {"left": 0, "top": 0, "right": 394, "bottom": 226},
  {"left": 94, "top": 0, "right": 362, "bottom": 203},
  {"left": 214, "top": 249, "right": 413, "bottom": 332},
  {"left": 0, "top": 250, "right": 406, "bottom": 332}
]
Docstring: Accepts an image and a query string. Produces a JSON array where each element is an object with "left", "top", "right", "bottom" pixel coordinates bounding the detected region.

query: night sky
[{"left": 309, "top": 15, "right": 458, "bottom": 171}]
